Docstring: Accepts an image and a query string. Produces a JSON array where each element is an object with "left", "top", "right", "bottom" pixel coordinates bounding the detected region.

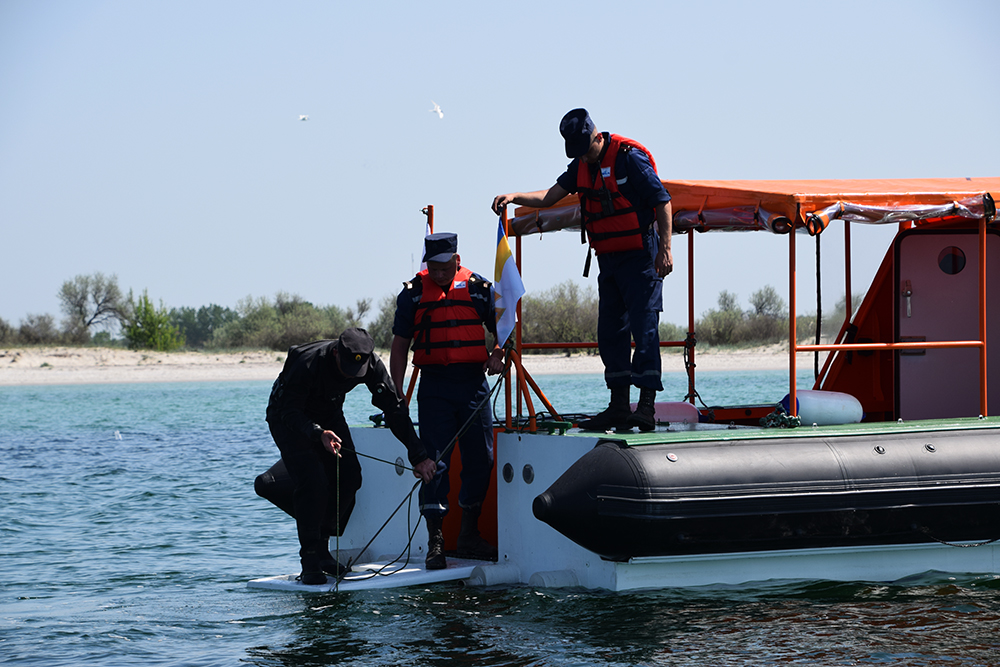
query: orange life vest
[
  {"left": 576, "top": 133, "right": 658, "bottom": 255},
  {"left": 411, "top": 266, "right": 488, "bottom": 367}
]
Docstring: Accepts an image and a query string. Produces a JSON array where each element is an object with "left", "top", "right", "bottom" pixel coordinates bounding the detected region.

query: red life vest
[
  {"left": 411, "top": 266, "right": 488, "bottom": 367},
  {"left": 576, "top": 133, "right": 658, "bottom": 256}
]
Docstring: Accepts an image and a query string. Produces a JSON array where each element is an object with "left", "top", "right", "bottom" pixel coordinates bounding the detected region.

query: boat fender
[
  {"left": 467, "top": 563, "right": 522, "bottom": 587},
  {"left": 779, "top": 389, "right": 863, "bottom": 426},
  {"left": 528, "top": 570, "right": 581, "bottom": 589},
  {"left": 627, "top": 401, "right": 701, "bottom": 424}
]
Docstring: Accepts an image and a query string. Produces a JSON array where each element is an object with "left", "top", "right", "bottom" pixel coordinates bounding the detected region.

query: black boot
[
  {"left": 425, "top": 515, "right": 447, "bottom": 570},
  {"left": 456, "top": 503, "right": 498, "bottom": 561},
  {"left": 318, "top": 532, "right": 351, "bottom": 577},
  {"left": 578, "top": 385, "right": 631, "bottom": 431},
  {"left": 627, "top": 388, "right": 658, "bottom": 432},
  {"left": 298, "top": 549, "right": 327, "bottom": 586}
]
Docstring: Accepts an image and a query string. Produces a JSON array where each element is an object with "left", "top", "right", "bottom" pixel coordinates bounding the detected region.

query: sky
[{"left": 2, "top": 0, "right": 998, "bottom": 331}]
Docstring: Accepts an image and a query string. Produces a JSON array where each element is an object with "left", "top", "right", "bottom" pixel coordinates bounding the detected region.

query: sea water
[{"left": 2, "top": 372, "right": 1000, "bottom": 666}]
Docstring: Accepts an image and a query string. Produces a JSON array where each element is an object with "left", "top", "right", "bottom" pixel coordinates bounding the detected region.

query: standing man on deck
[
  {"left": 259, "top": 328, "right": 436, "bottom": 585},
  {"left": 390, "top": 232, "right": 506, "bottom": 570},
  {"left": 491, "top": 108, "right": 673, "bottom": 431}
]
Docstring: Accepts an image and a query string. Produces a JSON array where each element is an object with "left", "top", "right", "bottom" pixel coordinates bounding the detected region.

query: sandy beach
[{"left": 0, "top": 345, "right": 826, "bottom": 387}]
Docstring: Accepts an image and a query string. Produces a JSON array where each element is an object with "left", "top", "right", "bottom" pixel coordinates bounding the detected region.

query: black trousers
[{"left": 257, "top": 418, "right": 363, "bottom": 558}]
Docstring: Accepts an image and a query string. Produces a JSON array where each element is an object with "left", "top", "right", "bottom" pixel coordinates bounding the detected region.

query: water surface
[{"left": 3, "top": 373, "right": 999, "bottom": 666}]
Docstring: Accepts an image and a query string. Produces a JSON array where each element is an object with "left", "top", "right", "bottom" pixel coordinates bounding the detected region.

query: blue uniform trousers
[
  {"left": 596, "top": 239, "right": 664, "bottom": 391},
  {"left": 416, "top": 370, "right": 494, "bottom": 517}
]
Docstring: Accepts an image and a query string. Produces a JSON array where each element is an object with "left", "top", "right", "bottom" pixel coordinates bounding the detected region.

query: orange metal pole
[
  {"left": 501, "top": 207, "right": 512, "bottom": 429},
  {"left": 508, "top": 351, "right": 537, "bottom": 432},
  {"left": 799, "top": 340, "right": 985, "bottom": 352},
  {"left": 687, "top": 229, "right": 696, "bottom": 404},
  {"left": 406, "top": 206, "right": 437, "bottom": 406},
  {"left": 515, "top": 230, "right": 523, "bottom": 421},
  {"left": 404, "top": 370, "right": 419, "bottom": 406},
  {"left": 844, "top": 222, "right": 852, "bottom": 321},
  {"left": 789, "top": 223, "right": 798, "bottom": 416},
  {"left": 510, "top": 351, "right": 564, "bottom": 422},
  {"left": 979, "top": 215, "right": 989, "bottom": 416}
]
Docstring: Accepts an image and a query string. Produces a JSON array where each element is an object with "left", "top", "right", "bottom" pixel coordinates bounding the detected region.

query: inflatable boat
[{"left": 250, "top": 178, "right": 1000, "bottom": 593}]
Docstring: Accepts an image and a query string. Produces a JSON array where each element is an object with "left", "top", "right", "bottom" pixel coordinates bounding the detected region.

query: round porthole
[
  {"left": 522, "top": 464, "right": 535, "bottom": 484},
  {"left": 938, "top": 246, "right": 966, "bottom": 275},
  {"left": 502, "top": 463, "right": 514, "bottom": 483}
]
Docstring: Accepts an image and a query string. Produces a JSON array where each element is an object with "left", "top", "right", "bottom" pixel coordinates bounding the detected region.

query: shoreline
[{"left": 0, "top": 345, "right": 827, "bottom": 387}]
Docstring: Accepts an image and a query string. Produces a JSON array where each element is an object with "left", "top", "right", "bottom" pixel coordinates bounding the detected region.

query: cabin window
[{"left": 937, "top": 246, "right": 966, "bottom": 275}]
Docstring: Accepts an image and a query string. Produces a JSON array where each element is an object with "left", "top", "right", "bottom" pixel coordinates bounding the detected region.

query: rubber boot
[
  {"left": 578, "top": 385, "right": 631, "bottom": 431},
  {"left": 318, "top": 533, "right": 351, "bottom": 577},
  {"left": 298, "top": 548, "right": 327, "bottom": 586},
  {"left": 425, "top": 515, "right": 447, "bottom": 570},
  {"left": 456, "top": 503, "right": 498, "bottom": 561},
  {"left": 627, "top": 387, "right": 658, "bottom": 432}
]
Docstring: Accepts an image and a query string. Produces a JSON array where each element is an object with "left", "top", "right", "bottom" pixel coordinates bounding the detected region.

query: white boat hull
[{"left": 250, "top": 425, "right": 1000, "bottom": 593}]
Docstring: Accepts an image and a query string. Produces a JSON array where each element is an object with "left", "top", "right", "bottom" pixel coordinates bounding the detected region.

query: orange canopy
[
  {"left": 664, "top": 177, "right": 1000, "bottom": 221},
  {"left": 511, "top": 177, "right": 999, "bottom": 236}
]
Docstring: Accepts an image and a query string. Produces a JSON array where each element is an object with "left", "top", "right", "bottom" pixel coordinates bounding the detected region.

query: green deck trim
[{"left": 604, "top": 416, "right": 1000, "bottom": 446}]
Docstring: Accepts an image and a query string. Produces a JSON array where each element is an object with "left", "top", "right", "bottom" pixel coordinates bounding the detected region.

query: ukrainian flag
[{"left": 494, "top": 217, "right": 525, "bottom": 346}]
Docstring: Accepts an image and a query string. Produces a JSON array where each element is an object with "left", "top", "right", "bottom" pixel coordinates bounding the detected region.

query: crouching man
[{"left": 256, "top": 327, "right": 435, "bottom": 585}]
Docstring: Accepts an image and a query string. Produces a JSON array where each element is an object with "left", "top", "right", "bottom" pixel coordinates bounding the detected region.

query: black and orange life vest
[
  {"left": 576, "top": 133, "right": 657, "bottom": 255},
  {"left": 411, "top": 266, "right": 488, "bottom": 367}
]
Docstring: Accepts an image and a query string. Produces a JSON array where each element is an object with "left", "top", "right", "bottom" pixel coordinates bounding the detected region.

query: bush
[
  {"left": 658, "top": 321, "right": 687, "bottom": 347},
  {"left": 211, "top": 296, "right": 281, "bottom": 349},
  {"left": 0, "top": 317, "right": 15, "bottom": 344},
  {"left": 366, "top": 294, "right": 399, "bottom": 350},
  {"left": 18, "top": 313, "right": 61, "bottom": 345},
  {"left": 696, "top": 287, "right": 790, "bottom": 346},
  {"left": 170, "top": 304, "right": 238, "bottom": 348},
  {"left": 122, "top": 290, "right": 184, "bottom": 351},
  {"left": 211, "top": 294, "right": 355, "bottom": 351},
  {"left": 520, "top": 280, "right": 598, "bottom": 351},
  {"left": 697, "top": 290, "right": 743, "bottom": 345}
]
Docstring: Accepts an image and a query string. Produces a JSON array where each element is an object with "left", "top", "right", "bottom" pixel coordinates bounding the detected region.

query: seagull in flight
[
  {"left": 298, "top": 115, "right": 309, "bottom": 121},
  {"left": 429, "top": 102, "right": 443, "bottom": 119}
]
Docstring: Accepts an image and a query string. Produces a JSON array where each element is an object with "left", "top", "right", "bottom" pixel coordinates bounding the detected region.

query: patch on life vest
[
  {"left": 601, "top": 167, "right": 611, "bottom": 178},
  {"left": 454, "top": 280, "right": 467, "bottom": 289}
]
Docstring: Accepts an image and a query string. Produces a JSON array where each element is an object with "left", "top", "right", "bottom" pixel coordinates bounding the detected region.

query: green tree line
[{"left": 0, "top": 272, "right": 855, "bottom": 352}]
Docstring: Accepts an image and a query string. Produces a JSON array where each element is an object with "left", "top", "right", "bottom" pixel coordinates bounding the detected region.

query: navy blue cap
[
  {"left": 422, "top": 232, "right": 458, "bottom": 263},
  {"left": 560, "top": 108, "right": 595, "bottom": 158},
  {"left": 337, "top": 327, "right": 374, "bottom": 377}
]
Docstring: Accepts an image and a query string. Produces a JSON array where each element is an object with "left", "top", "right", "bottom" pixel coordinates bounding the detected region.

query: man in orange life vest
[
  {"left": 492, "top": 108, "right": 673, "bottom": 431},
  {"left": 390, "top": 232, "right": 506, "bottom": 570}
]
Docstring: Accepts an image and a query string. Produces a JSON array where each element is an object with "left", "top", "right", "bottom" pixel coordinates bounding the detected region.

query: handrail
[{"left": 789, "top": 214, "right": 990, "bottom": 419}]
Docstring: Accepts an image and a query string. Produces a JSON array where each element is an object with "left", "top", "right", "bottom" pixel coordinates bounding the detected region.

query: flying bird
[
  {"left": 429, "top": 102, "right": 443, "bottom": 119},
  {"left": 298, "top": 115, "right": 309, "bottom": 121}
]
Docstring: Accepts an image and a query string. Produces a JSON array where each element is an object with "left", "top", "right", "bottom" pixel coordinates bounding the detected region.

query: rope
[
  {"left": 332, "top": 350, "right": 514, "bottom": 586},
  {"left": 815, "top": 233, "right": 821, "bottom": 382},
  {"left": 335, "top": 454, "right": 340, "bottom": 593},
  {"left": 918, "top": 527, "right": 1000, "bottom": 549},
  {"left": 760, "top": 405, "right": 801, "bottom": 428}
]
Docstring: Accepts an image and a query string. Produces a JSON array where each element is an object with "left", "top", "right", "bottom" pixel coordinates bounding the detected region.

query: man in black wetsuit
[{"left": 255, "top": 328, "right": 435, "bottom": 585}]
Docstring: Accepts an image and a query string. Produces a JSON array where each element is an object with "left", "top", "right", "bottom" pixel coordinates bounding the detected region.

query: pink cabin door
[{"left": 895, "top": 228, "right": 999, "bottom": 420}]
